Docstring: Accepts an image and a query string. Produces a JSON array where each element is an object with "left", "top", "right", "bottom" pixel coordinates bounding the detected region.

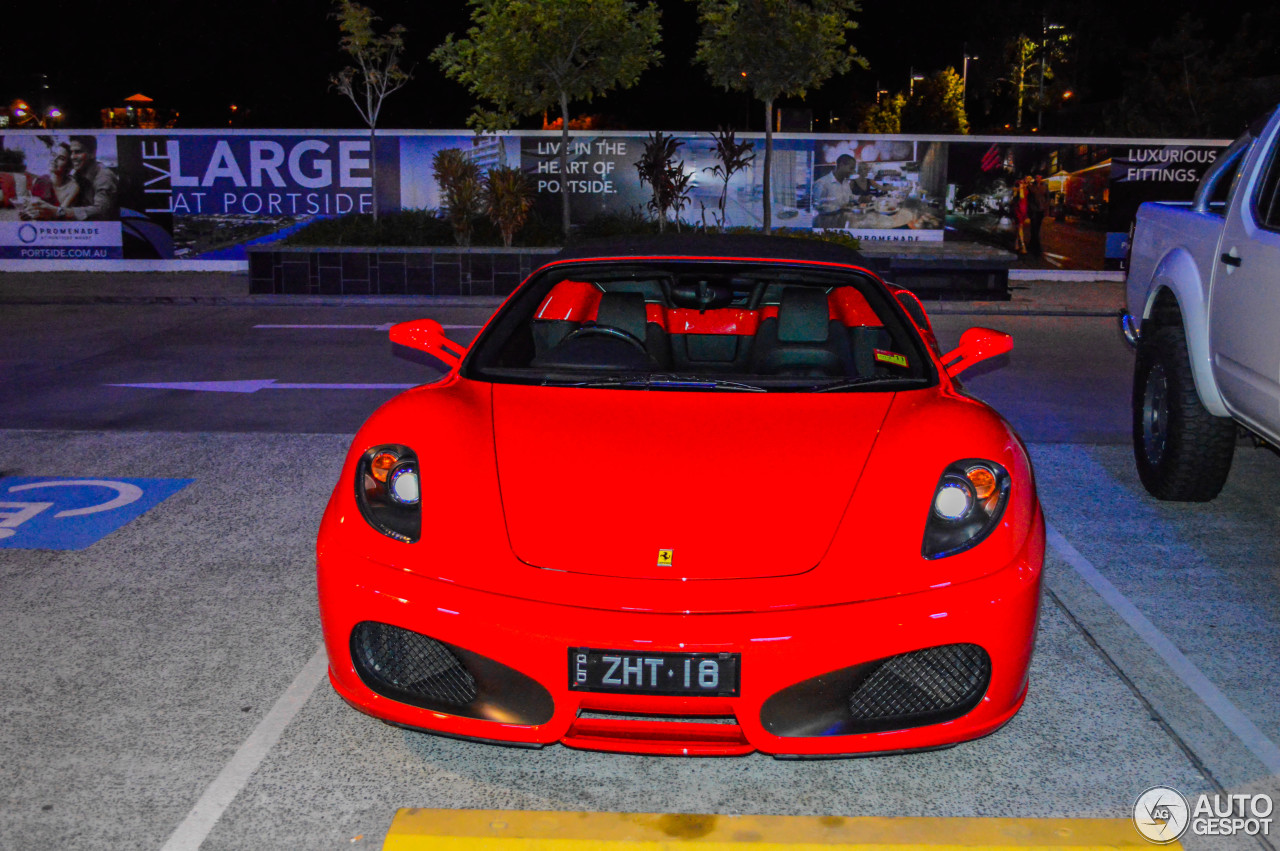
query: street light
[
  {"left": 909, "top": 67, "right": 925, "bottom": 97},
  {"left": 1038, "top": 18, "right": 1065, "bottom": 130},
  {"left": 962, "top": 51, "right": 978, "bottom": 105}
]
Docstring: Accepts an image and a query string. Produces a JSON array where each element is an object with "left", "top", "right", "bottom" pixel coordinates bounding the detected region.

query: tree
[
  {"left": 485, "top": 165, "right": 533, "bottom": 247},
  {"left": 1106, "top": 13, "right": 1280, "bottom": 138},
  {"left": 998, "top": 34, "right": 1037, "bottom": 131},
  {"left": 635, "top": 131, "right": 693, "bottom": 232},
  {"left": 433, "top": 0, "right": 662, "bottom": 240},
  {"left": 902, "top": 68, "right": 969, "bottom": 134},
  {"left": 993, "top": 25, "right": 1070, "bottom": 131},
  {"left": 330, "top": 0, "right": 413, "bottom": 221},
  {"left": 856, "top": 93, "right": 904, "bottom": 134},
  {"left": 695, "top": 0, "right": 865, "bottom": 232},
  {"left": 703, "top": 127, "right": 755, "bottom": 231},
  {"left": 432, "top": 149, "right": 483, "bottom": 246}
]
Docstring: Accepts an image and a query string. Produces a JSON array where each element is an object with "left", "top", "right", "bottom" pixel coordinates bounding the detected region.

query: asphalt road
[
  {"left": 0, "top": 301, "right": 1132, "bottom": 442},
  {"left": 2, "top": 297, "right": 1278, "bottom": 850}
]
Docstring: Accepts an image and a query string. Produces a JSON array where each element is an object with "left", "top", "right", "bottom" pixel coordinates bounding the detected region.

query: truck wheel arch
[{"left": 1141, "top": 250, "right": 1229, "bottom": 417}]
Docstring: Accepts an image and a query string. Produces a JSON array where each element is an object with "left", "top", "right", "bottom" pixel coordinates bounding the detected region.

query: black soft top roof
[{"left": 550, "top": 233, "right": 870, "bottom": 267}]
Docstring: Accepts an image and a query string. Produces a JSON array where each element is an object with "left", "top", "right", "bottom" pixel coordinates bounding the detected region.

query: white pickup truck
[{"left": 1122, "top": 107, "right": 1280, "bottom": 501}]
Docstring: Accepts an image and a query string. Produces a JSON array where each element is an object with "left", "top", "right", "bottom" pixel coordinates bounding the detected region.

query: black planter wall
[
  {"left": 248, "top": 241, "right": 1014, "bottom": 300},
  {"left": 248, "top": 246, "right": 560, "bottom": 297}
]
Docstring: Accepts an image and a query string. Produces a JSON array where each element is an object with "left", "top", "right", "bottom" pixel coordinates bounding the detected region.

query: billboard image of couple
[{"left": 0, "top": 134, "right": 121, "bottom": 259}]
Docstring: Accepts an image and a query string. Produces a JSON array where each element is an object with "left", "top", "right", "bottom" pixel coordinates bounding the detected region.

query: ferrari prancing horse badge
[{"left": 657, "top": 548, "right": 673, "bottom": 566}]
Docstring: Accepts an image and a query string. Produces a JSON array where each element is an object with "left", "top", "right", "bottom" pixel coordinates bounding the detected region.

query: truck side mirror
[
  {"left": 389, "top": 319, "right": 467, "bottom": 370},
  {"left": 941, "top": 327, "right": 1013, "bottom": 377}
]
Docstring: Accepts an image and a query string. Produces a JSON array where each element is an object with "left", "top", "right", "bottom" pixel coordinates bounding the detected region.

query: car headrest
[
  {"left": 670, "top": 282, "right": 734, "bottom": 311},
  {"left": 596, "top": 291, "right": 649, "bottom": 340},
  {"left": 778, "top": 287, "right": 831, "bottom": 343}
]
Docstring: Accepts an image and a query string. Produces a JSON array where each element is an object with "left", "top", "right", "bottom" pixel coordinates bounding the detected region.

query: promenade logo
[
  {"left": 1133, "top": 786, "right": 1273, "bottom": 843},
  {"left": 1, "top": 221, "right": 123, "bottom": 260}
]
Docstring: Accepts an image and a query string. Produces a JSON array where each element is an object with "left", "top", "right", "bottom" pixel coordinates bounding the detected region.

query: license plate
[{"left": 568, "top": 648, "right": 739, "bottom": 696}]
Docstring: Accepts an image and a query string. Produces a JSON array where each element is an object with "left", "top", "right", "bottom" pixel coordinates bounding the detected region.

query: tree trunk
[
  {"left": 1015, "top": 55, "right": 1026, "bottom": 130},
  {"left": 720, "top": 175, "right": 730, "bottom": 233},
  {"left": 370, "top": 123, "right": 379, "bottom": 221},
  {"left": 560, "top": 91, "right": 571, "bottom": 242},
  {"left": 1182, "top": 53, "right": 1200, "bottom": 131},
  {"left": 762, "top": 98, "right": 774, "bottom": 234}
]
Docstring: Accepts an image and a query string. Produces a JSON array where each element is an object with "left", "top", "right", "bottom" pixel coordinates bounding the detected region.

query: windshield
[
  {"left": 1193, "top": 109, "right": 1274, "bottom": 213},
  {"left": 463, "top": 259, "right": 935, "bottom": 392}
]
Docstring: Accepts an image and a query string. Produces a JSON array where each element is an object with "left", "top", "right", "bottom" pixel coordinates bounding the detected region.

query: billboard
[
  {"left": 121, "top": 133, "right": 399, "bottom": 260},
  {"left": 1106, "top": 144, "right": 1222, "bottom": 269},
  {"left": 811, "top": 138, "right": 946, "bottom": 241},
  {"left": 0, "top": 128, "right": 1232, "bottom": 271},
  {"left": 0, "top": 133, "right": 122, "bottom": 259},
  {"left": 945, "top": 141, "right": 1114, "bottom": 270}
]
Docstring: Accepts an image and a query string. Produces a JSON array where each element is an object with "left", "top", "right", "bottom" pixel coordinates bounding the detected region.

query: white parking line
[
  {"left": 1047, "top": 524, "right": 1280, "bottom": 775},
  {"left": 159, "top": 645, "right": 329, "bottom": 851},
  {"left": 111, "top": 379, "right": 419, "bottom": 393}
]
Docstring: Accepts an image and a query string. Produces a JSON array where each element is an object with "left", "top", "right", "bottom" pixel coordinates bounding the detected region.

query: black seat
[
  {"left": 531, "top": 291, "right": 668, "bottom": 370},
  {"left": 596, "top": 291, "right": 647, "bottom": 339},
  {"left": 596, "top": 291, "right": 669, "bottom": 367},
  {"left": 751, "top": 287, "right": 846, "bottom": 377}
]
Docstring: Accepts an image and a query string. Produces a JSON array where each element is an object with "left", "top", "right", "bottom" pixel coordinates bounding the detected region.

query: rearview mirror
[
  {"left": 389, "top": 319, "right": 467, "bottom": 370},
  {"left": 941, "top": 327, "right": 1012, "bottom": 377}
]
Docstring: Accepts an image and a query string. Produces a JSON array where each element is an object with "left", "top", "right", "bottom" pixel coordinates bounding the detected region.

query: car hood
[{"left": 491, "top": 384, "right": 894, "bottom": 580}]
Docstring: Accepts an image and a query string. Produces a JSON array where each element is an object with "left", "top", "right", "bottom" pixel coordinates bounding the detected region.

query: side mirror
[
  {"left": 941, "top": 327, "right": 1013, "bottom": 377},
  {"left": 389, "top": 319, "right": 467, "bottom": 370}
]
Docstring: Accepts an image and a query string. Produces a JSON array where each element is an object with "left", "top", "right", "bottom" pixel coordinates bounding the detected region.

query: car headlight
[
  {"left": 922, "top": 459, "right": 1010, "bottom": 559},
  {"left": 355, "top": 444, "right": 420, "bottom": 543}
]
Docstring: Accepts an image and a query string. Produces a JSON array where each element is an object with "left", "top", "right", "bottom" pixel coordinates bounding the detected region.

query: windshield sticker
[{"left": 875, "top": 349, "right": 909, "bottom": 368}]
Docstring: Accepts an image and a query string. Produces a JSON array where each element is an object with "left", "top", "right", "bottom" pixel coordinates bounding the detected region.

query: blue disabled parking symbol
[{"left": 0, "top": 476, "right": 194, "bottom": 550}]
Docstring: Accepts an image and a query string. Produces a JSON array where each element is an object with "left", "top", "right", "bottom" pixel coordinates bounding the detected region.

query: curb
[{"left": 0, "top": 293, "right": 1122, "bottom": 316}]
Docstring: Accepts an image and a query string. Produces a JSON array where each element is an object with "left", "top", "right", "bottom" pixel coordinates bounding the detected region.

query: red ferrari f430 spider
[{"left": 317, "top": 235, "right": 1044, "bottom": 757}]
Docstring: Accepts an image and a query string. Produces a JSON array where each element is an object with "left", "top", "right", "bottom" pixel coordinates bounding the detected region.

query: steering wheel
[{"left": 559, "top": 324, "right": 650, "bottom": 355}]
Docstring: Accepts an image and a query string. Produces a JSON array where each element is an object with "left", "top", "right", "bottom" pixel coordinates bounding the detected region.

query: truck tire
[{"left": 1132, "top": 324, "right": 1236, "bottom": 501}]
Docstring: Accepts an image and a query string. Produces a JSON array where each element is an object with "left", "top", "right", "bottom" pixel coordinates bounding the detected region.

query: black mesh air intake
[
  {"left": 351, "top": 621, "right": 478, "bottom": 707},
  {"left": 847, "top": 643, "right": 989, "bottom": 724}
]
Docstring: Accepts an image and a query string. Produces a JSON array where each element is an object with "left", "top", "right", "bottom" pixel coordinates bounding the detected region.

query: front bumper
[
  {"left": 318, "top": 515, "right": 1043, "bottom": 757},
  {"left": 1120, "top": 310, "right": 1140, "bottom": 348}
]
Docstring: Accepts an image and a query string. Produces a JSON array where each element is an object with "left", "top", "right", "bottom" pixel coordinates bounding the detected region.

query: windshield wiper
[
  {"left": 552, "top": 372, "right": 767, "bottom": 392},
  {"left": 810, "top": 375, "right": 912, "bottom": 392}
]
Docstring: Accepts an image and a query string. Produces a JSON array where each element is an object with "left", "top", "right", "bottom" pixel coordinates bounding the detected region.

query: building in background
[{"left": 101, "top": 94, "right": 178, "bottom": 129}]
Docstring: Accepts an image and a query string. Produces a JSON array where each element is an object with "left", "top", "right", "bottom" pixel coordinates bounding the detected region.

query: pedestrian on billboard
[
  {"left": 1027, "top": 174, "right": 1048, "bottom": 255},
  {"left": 1011, "top": 176, "right": 1029, "bottom": 254},
  {"left": 848, "top": 161, "right": 886, "bottom": 201},
  {"left": 813, "top": 154, "right": 856, "bottom": 227},
  {"left": 25, "top": 143, "right": 79, "bottom": 215},
  {"left": 68, "top": 135, "right": 118, "bottom": 220},
  {"left": 23, "top": 136, "right": 117, "bottom": 221}
]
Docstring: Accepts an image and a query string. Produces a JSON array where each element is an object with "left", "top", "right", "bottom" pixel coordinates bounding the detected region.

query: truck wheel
[{"left": 1132, "top": 324, "right": 1236, "bottom": 501}]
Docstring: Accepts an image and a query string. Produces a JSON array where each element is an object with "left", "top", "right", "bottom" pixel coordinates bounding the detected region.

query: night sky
[{"left": 5, "top": 0, "right": 1268, "bottom": 133}]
